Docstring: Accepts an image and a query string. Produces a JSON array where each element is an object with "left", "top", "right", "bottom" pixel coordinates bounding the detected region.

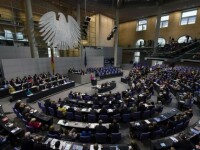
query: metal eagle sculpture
[{"left": 39, "top": 11, "right": 81, "bottom": 50}]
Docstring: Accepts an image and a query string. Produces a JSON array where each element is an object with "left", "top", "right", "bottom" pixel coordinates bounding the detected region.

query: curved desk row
[
  {"left": 0, "top": 105, "right": 23, "bottom": 136},
  {"left": 27, "top": 81, "right": 75, "bottom": 103},
  {"left": 95, "top": 82, "right": 116, "bottom": 93},
  {"left": 151, "top": 120, "right": 200, "bottom": 150},
  {"left": 58, "top": 120, "right": 110, "bottom": 130},
  {"left": 44, "top": 137, "right": 129, "bottom": 150},
  {"left": 0, "top": 87, "right": 9, "bottom": 98},
  {"left": 129, "top": 108, "right": 179, "bottom": 134},
  {"left": 10, "top": 79, "right": 74, "bottom": 102}
]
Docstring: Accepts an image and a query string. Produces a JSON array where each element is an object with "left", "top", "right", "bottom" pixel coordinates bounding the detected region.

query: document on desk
[
  {"left": 191, "top": 128, "right": 200, "bottom": 134},
  {"left": 144, "top": 120, "right": 151, "bottom": 124},
  {"left": 110, "top": 146, "right": 119, "bottom": 150},
  {"left": 90, "top": 123, "right": 97, "bottom": 128},
  {"left": 57, "top": 120, "right": 65, "bottom": 125},
  {"left": 11, "top": 127, "right": 20, "bottom": 133},
  {"left": 135, "top": 122, "right": 140, "bottom": 126},
  {"left": 108, "top": 109, "right": 113, "bottom": 113},
  {"left": 154, "top": 117, "right": 161, "bottom": 122},
  {"left": 64, "top": 143, "right": 72, "bottom": 150},
  {"left": 81, "top": 108, "right": 87, "bottom": 112},
  {"left": 90, "top": 144, "right": 102, "bottom": 150},
  {"left": 44, "top": 138, "right": 52, "bottom": 144},
  {"left": 71, "top": 144, "right": 83, "bottom": 150},
  {"left": 170, "top": 136, "right": 178, "bottom": 142},
  {"left": 59, "top": 140, "right": 67, "bottom": 150},
  {"left": 160, "top": 143, "right": 166, "bottom": 147}
]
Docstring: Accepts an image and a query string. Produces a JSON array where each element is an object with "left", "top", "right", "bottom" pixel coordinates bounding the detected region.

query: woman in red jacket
[{"left": 28, "top": 118, "right": 42, "bottom": 129}]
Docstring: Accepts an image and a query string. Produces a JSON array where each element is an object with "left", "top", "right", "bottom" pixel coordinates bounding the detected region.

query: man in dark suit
[
  {"left": 44, "top": 99, "right": 51, "bottom": 110},
  {"left": 99, "top": 106, "right": 108, "bottom": 115},
  {"left": 109, "top": 119, "right": 119, "bottom": 133},
  {"left": 112, "top": 106, "right": 120, "bottom": 115},
  {"left": 90, "top": 107, "right": 97, "bottom": 115},
  {"left": 21, "top": 132, "right": 34, "bottom": 150},
  {"left": 67, "top": 105, "right": 75, "bottom": 113},
  {"left": 93, "top": 97, "right": 99, "bottom": 105},
  {"left": 95, "top": 120, "right": 107, "bottom": 133},
  {"left": 171, "top": 135, "right": 195, "bottom": 150}
]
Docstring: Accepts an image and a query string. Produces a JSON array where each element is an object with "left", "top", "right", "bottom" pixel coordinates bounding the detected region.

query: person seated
[
  {"left": 44, "top": 99, "right": 51, "bottom": 110},
  {"left": 129, "top": 140, "right": 140, "bottom": 150},
  {"left": 67, "top": 105, "right": 75, "bottom": 113},
  {"left": 26, "top": 89, "right": 33, "bottom": 96},
  {"left": 80, "top": 126, "right": 92, "bottom": 136},
  {"left": 61, "top": 128, "right": 77, "bottom": 141},
  {"left": 57, "top": 104, "right": 67, "bottom": 115},
  {"left": 0, "top": 135, "right": 7, "bottom": 146},
  {"left": 93, "top": 97, "right": 99, "bottom": 105},
  {"left": 95, "top": 120, "right": 107, "bottom": 133},
  {"left": 109, "top": 119, "right": 119, "bottom": 133},
  {"left": 54, "top": 141, "right": 61, "bottom": 150},
  {"left": 149, "top": 122, "right": 159, "bottom": 132},
  {"left": 21, "top": 132, "right": 34, "bottom": 150},
  {"left": 75, "top": 108, "right": 83, "bottom": 117},
  {"left": 14, "top": 100, "right": 22, "bottom": 110},
  {"left": 8, "top": 84, "right": 15, "bottom": 94},
  {"left": 195, "top": 141, "right": 200, "bottom": 150},
  {"left": 33, "top": 136, "right": 49, "bottom": 150},
  {"left": 28, "top": 118, "right": 42, "bottom": 129},
  {"left": 16, "top": 77, "right": 22, "bottom": 84},
  {"left": 171, "top": 134, "right": 195, "bottom": 150},
  {"left": 18, "top": 102, "right": 26, "bottom": 113},
  {"left": 48, "top": 125, "right": 60, "bottom": 137},
  {"left": 89, "top": 107, "right": 97, "bottom": 115},
  {"left": 24, "top": 113, "right": 32, "bottom": 122},
  {"left": 22, "top": 106, "right": 31, "bottom": 116},
  {"left": 50, "top": 101, "right": 57, "bottom": 113},
  {"left": 120, "top": 104, "right": 130, "bottom": 114},
  {"left": 102, "top": 97, "right": 109, "bottom": 105},
  {"left": 130, "top": 104, "right": 138, "bottom": 113},
  {"left": 185, "top": 109, "right": 193, "bottom": 118},
  {"left": 99, "top": 106, "right": 108, "bottom": 115},
  {"left": 112, "top": 106, "right": 120, "bottom": 115}
]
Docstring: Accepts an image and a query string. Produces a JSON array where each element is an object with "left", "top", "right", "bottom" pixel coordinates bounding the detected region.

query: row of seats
[
  {"left": 48, "top": 132, "right": 121, "bottom": 144},
  {"left": 136, "top": 119, "right": 190, "bottom": 141},
  {"left": 38, "top": 101, "right": 163, "bottom": 123}
]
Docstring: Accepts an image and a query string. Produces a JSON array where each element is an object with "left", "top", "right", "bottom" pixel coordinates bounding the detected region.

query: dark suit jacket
[
  {"left": 21, "top": 138, "right": 34, "bottom": 150},
  {"left": 95, "top": 125, "right": 107, "bottom": 133},
  {"left": 99, "top": 108, "right": 108, "bottom": 115},
  {"left": 109, "top": 123, "right": 119, "bottom": 133}
]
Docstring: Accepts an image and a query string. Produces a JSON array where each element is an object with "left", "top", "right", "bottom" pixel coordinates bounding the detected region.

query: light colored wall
[
  {"left": 0, "top": 46, "right": 31, "bottom": 59},
  {"left": 89, "top": 14, "right": 115, "bottom": 47},
  {"left": 119, "top": 7, "right": 200, "bottom": 47},
  {"left": 1, "top": 55, "right": 104, "bottom": 80}
]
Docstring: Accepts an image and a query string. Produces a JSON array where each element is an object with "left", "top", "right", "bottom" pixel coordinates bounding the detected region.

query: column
[
  {"left": 76, "top": 2, "right": 80, "bottom": 26},
  {"left": 76, "top": 1, "right": 82, "bottom": 57},
  {"left": 24, "top": 0, "right": 39, "bottom": 58},
  {"left": 114, "top": 9, "right": 119, "bottom": 67},
  {"left": 153, "top": 6, "right": 162, "bottom": 54}
]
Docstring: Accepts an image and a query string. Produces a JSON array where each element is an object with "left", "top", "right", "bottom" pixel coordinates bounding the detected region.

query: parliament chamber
[{"left": 0, "top": 0, "right": 200, "bottom": 150}]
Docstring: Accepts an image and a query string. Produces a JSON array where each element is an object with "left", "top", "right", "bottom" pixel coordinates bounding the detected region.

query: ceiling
[
  {"left": 1, "top": 0, "right": 199, "bottom": 23},
  {"left": 44, "top": 0, "right": 200, "bottom": 23}
]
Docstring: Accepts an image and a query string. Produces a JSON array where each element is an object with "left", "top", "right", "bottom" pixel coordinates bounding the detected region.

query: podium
[{"left": 91, "top": 79, "right": 97, "bottom": 86}]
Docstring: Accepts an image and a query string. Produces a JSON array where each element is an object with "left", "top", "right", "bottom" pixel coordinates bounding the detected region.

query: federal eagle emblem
[{"left": 39, "top": 11, "right": 81, "bottom": 50}]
